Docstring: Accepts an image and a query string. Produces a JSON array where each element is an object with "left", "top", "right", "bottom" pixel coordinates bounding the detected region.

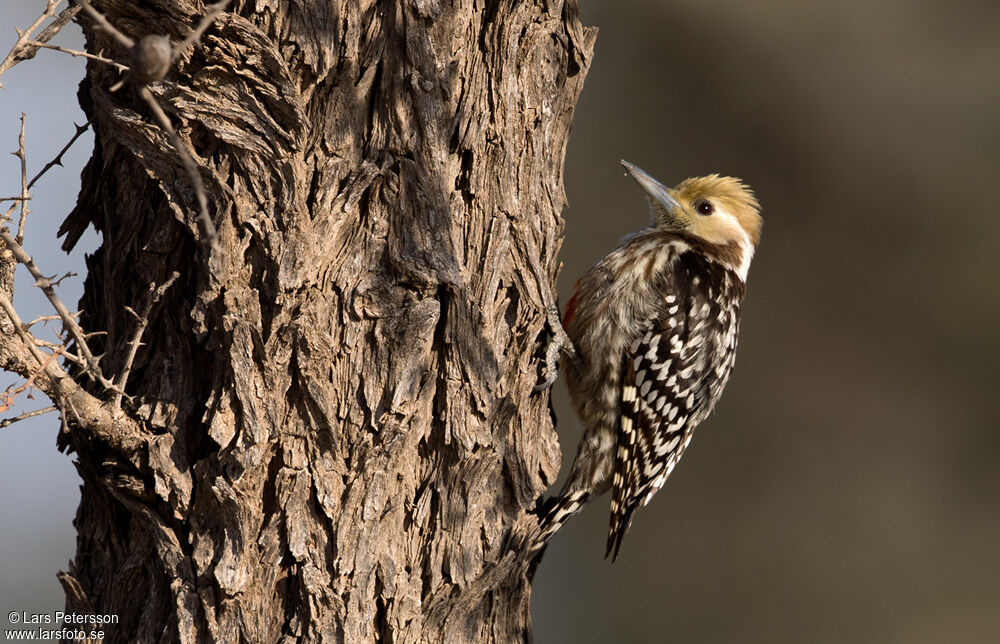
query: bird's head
[{"left": 622, "top": 160, "right": 762, "bottom": 276}]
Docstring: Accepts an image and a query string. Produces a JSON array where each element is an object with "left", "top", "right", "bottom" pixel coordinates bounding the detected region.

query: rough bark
[{"left": 53, "top": 1, "right": 595, "bottom": 641}]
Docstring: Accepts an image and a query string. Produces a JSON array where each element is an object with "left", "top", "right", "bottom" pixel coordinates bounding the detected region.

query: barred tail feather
[
  {"left": 530, "top": 490, "right": 591, "bottom": 554},
  {"left": 605, "top": 501, "right": 637, "bottom": 561}
]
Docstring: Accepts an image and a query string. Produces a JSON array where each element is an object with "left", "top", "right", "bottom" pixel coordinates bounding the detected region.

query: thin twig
[
  {"left": 1, "top": 356, "right": 59, "bottom": 410},
  {"left": 28, "top": 121, "right": 92, "bottom": 192},
  {"left": 173, "top": 0, "right": 232, "bottom": 61},
  {"left": 0, "top": 405, "right": 57, "bottom": 428},
  {"left": 0, "top": 3, "right": 81, "bottom": 83},
  {"left": 1, "top": 121, "right": 91, "bottom": 225},
  {"left": 1, "top": 308, "right": 74, "bottom": 431},
  {"left": 114, "top": 271, "right": 179, "bottom": 407},
  {"left": 26, "top": 41, "right": 128, "bottom": 72},
  {"left": 0, "top": 229, "right": 112, "bottom": 389},
  {"left": 48, "top": 348, "right": 85, "bottom": 368},
  {"left": 76, "top": 1, "right": 226, "bottom": 255},
  {"left": 34, "top": 338, "right": 84, "bottom": 367},
  {"left": 48, "top": 271, "right": 77, "bottom": 288},
  {"left": 26, "top": 312, "right": 80, "bottom": 328},
  {"left": 0, "top": 405, "right": 57, "bottom": 429},
  {"left": 14, "top": 114, "right": 29, "bottom": 244},
  {"left": 0, "top": 0, "right": 63, "bottom": 86},
  {"left": 0, "top": 293, "right": 63, "bottom": 380},
  {"left": 22, "top": 345, "right": 65, "bottom": 394},
  {"left": 2, "top": 293, "right": 143, "bottom": 451},
  {"left": 22, "top": 2, "right": 81, "bottom": 60},
  {"left": 77, "top": 0, "right": 135, "bottom": 49},
  {"left": 138, "top": 86, "right": 220, "bottom": 253}
]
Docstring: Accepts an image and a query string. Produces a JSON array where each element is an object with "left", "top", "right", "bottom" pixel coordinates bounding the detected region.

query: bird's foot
[{"left": 534, "top": 305, "right": 578, "bottom": 392}]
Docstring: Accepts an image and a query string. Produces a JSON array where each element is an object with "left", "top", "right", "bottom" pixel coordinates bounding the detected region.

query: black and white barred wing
[{"left": 606, "top": 292, "right": 718, "bottom": 560}]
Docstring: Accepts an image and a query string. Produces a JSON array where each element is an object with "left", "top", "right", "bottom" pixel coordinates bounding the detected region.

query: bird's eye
[{"left": 695, "top": 200, "right": 714, "bottom": 216}]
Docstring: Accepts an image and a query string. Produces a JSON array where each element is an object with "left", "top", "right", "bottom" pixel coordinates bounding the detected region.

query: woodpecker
[{"left": 536, "top": 160, "right": 762, "bottom": 560}]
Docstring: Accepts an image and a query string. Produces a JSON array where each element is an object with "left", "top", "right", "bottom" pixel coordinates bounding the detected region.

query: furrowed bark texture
[{"left": 58, "top": 1, "right": 594, "bottom": 641}]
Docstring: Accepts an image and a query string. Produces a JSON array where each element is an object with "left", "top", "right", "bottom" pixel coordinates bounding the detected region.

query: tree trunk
[{"left": 55, "top": 1, "right": 595, "bottom": 641}]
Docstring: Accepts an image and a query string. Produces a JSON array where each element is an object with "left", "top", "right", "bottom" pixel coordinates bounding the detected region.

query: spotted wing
[{"left": 606, "top": 287, "right": 722, "bottom": 560}]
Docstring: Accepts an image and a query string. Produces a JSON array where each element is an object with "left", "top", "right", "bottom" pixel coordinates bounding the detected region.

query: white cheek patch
[
  {"left": 697, "top": 209, "right": 744, "bottom": 244},
  {"left": 735, "top": 241, "right": 754, "bottom": 281},
  {"left": 697, "top": 208, "right": 753, "bottom": 281}
]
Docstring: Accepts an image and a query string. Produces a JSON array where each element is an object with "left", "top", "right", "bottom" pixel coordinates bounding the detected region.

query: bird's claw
[{"left": 534, "top": 305, "right": 577, "bottom": 392}]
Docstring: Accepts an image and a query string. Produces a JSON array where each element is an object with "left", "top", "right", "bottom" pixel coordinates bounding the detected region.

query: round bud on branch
[{"left": 130, "top": 35, "right": 172, "bottom": 84}]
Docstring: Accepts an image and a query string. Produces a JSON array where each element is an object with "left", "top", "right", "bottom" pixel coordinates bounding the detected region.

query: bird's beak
[{"left": 621, "top": 160, "right": 681, "bottom": 217}]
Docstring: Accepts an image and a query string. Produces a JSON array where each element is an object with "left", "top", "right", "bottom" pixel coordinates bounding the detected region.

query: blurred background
[
  {"left": 2, "top": 1, "right": 999, "bottom": 642},
  {"left": 535, "top": 1, "right": 1000, "bottom": 643}
]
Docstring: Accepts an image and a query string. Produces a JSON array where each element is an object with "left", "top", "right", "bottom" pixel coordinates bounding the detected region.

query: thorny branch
[
  {"left": 14, "top": 2, "right": 83, "bottom": 67},
  {"left": 0, "top": 344, "right": 65, "bottom": 413},
  {"left": 1, "top": 121, "right": 91, "bottom": 220},
  {"left": 0, "top": 0, "right": 70, "bottom": 85},
  {"left": 14, "top": 115, "right": 29, "bottom": 244},
  {"left": 77, "top": 0, "right": 230, "bottom": 254},
  {"left": 1, "top": 291, "right": 145, "bottom": 454},
  {"left": 26, "top": 121, "right": 91, "bottom": 193},
  {"left": 77, "top": 1, "right": 134, "bottom": 49},
  {"left": 0, "top": 0, "right": 232, "bottom": 449},
  {"left": 0, "top": 405, "right": 57, "bottom": 429},
  {"left": 0, "top": 293, "right": 67, "bottom": 387},
  {"left": 1, "top": 228, "right": 112, "bottom": 390},
  {"left": 26, "top": 41, "right": 127, "bottom": 73},
  {"left": 34, "top": 338, "right": 85, "bottom": 368},
  {"left": 114, "top": 271, "right": 179, "bottom": 407},
  {"left": 0, "top": 1, "right": 128, "bottom": 87},
  {"left": 137, "top": 86, "right": 220, "bottom": 253},
  {"left": 25, "top": 312, "right": 80, "bottom": 329}
]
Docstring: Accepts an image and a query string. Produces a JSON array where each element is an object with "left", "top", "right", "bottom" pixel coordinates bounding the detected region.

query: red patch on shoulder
[{"left": 562, "top": 286, "right": 581, "bottom": 327}]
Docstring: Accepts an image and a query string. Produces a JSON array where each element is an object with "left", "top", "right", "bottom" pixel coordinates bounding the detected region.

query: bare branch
[
  {"left": 38, "top": 326, "right": 86, "bottom": 368},
  {"left": 173, "top": 0, "right": 232, "bottom": 62},
  {"left": 34, "top": 336, "right": 81, "bottom": 364},
  {"left": 0, "top": 2, "right": 82, "bottom": 83},
  {"left": 49, "top": 271, "right": 77, "bottom": 287},
  {"left": 2, "top": 344, "right": 66, "bottom": 410},
  {"left": 22, "top": 2, "right": 81, "bottom": 60},
  {"left": 26, "top": 41, "right": 127, "bottom": 73},
  {"left": 26, "top": 312, "right": 80, "bottom": 329},
  {"left": 0, "top": 0, "right": 64, "bottom": 85},
  {"left": 0, "top": 292, "right": 63, "bottom": 381},
  {"left": 56, "top": 351, "right": 85, "bottom": 369},
  {"left": 14, "top": 114, "right": 29, "bottom": 244},
  {"left": 71, "top": 2, "right": 225, "bottom": 255},
  {"left": 29, "top": 121, "right": 91, "bottom": 192},
  {"left": 0, "top": 405, "right": 57, "bottom": 429},
  {"left": 0, "top": 291, "right": 143, "bottom": 453},
  {"left": 137, "top": 86, "right": 220, "bottom": 254},
  {"left": 114, "top": 271, "right": 179, "bottom": 407},
  {"left": 1, "top": 121, "right": 91, "bottom": 229},
  {"left": 0, "top": 229, "right": 112, "bottom": 389},
  {"left": 77, "top": 0, "right": 135, "bottom": 49},
  {"left": 2, "top": 382, "right": 31, "bottom": 415}
]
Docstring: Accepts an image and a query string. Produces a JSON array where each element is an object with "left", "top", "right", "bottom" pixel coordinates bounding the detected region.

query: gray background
[
  {"left": 2, "top": 1, "right": 998, "bottom": 642},
  {"left": 1, "top": 0, "right": 98, "bottom": 629}
]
